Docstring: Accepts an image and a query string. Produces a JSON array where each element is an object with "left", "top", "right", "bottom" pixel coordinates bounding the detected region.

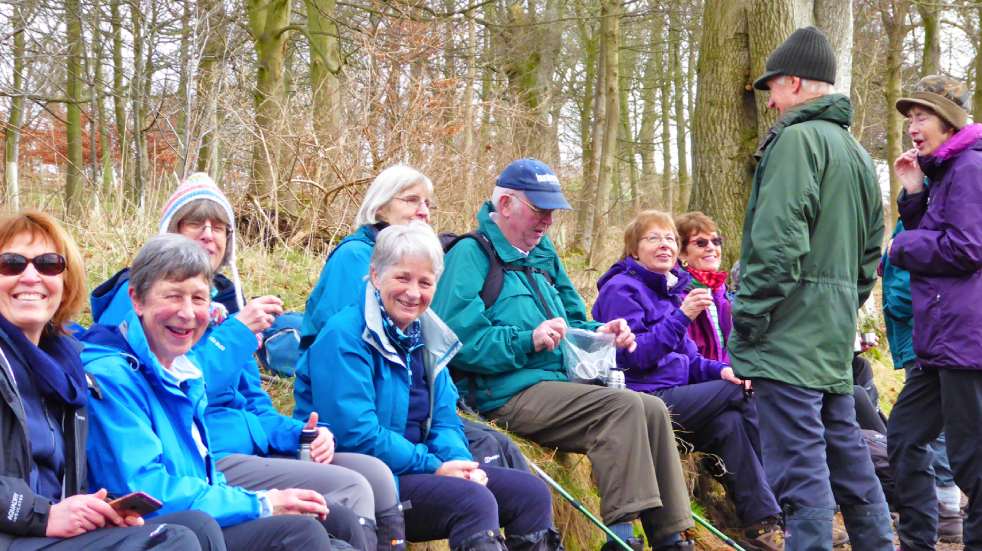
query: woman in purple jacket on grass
[
  {"left": 886, "top": 75, "right": 982, "bottom": 551},
  {"left": 592, "top": 210, "right": 781, "bottom": 551}
]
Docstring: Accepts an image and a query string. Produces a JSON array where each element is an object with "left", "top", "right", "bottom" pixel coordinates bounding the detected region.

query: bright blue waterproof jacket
[
  {"left": 81, "top": 313, "right": 262, "bottom": 527},
  {"left": 89, "top": 269, "right": 302, "bottom": 459},
  {"left": 294, "top": 287, "right": 471, "bottom": 476},
  {"left": 881, "top": 220, "right": 915, "bottom": 369},
  {"left": 300, "top": 224, "right": 378, "bottom": 345}
]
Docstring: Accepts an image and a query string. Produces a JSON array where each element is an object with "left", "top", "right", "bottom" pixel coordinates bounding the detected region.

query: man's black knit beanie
[{"left": 753, "top": 26, "right": 836, "bottom": 90}]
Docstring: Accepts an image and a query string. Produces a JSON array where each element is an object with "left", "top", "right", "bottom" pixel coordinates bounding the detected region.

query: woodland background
[
  {"left": 1, "top": 1, "right": 980, "bottom": 548},
  {"left": 2, "top": 0, "right": 981, "bottom": 267}
]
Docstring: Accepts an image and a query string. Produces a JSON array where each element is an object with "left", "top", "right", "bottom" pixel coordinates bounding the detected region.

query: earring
[{"left": 681, "top": 259, "right": 688, "bottom": 268}]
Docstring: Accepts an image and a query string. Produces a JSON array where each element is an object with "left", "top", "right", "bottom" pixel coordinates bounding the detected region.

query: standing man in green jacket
[
  {"left": 432, "top": 159, "right": 695, "bottom": 551},
  {"left": 729, "top": 27, "right": 891, "bottom": 550}
]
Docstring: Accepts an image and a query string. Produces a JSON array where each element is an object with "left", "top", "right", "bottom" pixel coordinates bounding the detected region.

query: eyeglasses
[
  {"left": 393, "top": 195, "right": 435, "bottom": 210},
  {"left": 641, "top": 233, "right": 677, "bottom": 245},
  {"left": 181, "top": 220, "right": 229, "bottom": 238},
  {"left": 691, "top": 237, "right": 723, "bottom": 248},
  {"left": 509, "top": 194, "right": 553, "bottom": 218},
  {"left": 0, "top": 253, "right": 67, "bottom": 276}
]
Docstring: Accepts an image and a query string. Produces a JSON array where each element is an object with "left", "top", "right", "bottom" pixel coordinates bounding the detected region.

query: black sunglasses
[
  {"left": 0, "top": 253, "right": 67, "bottom": 276},
  {"left": 691, "top": 237, "right": 723, "bottom": 248}
]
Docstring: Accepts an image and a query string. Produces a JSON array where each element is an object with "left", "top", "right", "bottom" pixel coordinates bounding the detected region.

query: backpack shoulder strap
[{"left": 465, "top": 232, "right": 505, "bottom": 310}]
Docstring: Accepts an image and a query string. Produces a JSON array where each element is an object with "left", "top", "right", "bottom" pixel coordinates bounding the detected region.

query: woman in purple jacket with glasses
[{"left": 592, "top": 210, "right": 781, "bottom": 551}]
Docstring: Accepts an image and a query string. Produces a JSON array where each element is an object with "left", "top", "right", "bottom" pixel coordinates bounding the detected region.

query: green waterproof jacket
[
  {"left": 729, "top": 94, "right": 884, "bottom": 394},
  {"left": 431, "top": 202, "right": 601, "bottom": 412}
]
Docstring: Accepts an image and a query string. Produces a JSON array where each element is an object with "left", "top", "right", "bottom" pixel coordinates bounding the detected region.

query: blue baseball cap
[{"left": 496, "top": 158, "right": 572, "bottom": 210}]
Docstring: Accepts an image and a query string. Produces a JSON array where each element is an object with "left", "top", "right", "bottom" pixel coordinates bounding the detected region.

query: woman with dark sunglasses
[
  {"left": 592, "top": 210, "right": 781, "bottom": 551},
  {"left": 674, "top": 212, "right": 731, "bottom": 364},
  {"left": 0, "top": 210, "right": 224, "bottom": 551}
]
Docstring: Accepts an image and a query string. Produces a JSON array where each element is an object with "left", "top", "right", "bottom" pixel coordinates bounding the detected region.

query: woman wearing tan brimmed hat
[{"left": 887, "top": 74, "right": 982, "bottom": 551}]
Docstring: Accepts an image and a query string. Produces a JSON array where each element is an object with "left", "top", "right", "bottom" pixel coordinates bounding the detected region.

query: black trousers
[
  {"left": 10, "top": 511, "right": 333, "bottom": 551},
  {"left": 10, "top": 511, "right": 218, "bottom": 551},
  {"left": 887, "top": 365, "right": 982, "bottom": 551}
]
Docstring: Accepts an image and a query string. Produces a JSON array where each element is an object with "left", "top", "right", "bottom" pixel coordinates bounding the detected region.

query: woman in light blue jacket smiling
[
  {"left": 83, "top": 234, "right": 334, "bottom": 551},
  {"left": 295, "top": 224, "right": 560, "bottom": 551}
]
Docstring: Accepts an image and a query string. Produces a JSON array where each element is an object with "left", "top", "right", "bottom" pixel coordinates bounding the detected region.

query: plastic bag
[{"left": 562, "top": 328, "right": 617, "bottom": 384}]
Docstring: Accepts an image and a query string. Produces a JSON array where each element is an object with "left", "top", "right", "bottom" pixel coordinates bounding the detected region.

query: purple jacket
[
  {"left": 593, "top": 257, "right": 726, "bottom": 392},
  {"left": 889, "top": 123, "right": 982, "bottom": 370},
  {"left": 682, "top": 276, "right": 732, "bottom": 363}
]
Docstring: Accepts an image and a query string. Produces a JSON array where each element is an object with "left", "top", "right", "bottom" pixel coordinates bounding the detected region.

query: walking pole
[
  {"left": 527, "top": 461, "right": 635, "bottom": 551},
  {"left": 692, "top": 511, "right": 747, "bottom": 551},
  {"left": 528, "top": 461, "right": 748, "bottom": 551}
]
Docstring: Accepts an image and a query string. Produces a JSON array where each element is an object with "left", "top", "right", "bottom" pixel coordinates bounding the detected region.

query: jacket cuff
[{"left": 517, "top": 330, "right": 535, "bottom": 356}]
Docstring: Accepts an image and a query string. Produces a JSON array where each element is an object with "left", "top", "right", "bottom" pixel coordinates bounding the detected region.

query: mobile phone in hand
[{"left": 107, "top": 492, "right": 162, "bottom": 517}]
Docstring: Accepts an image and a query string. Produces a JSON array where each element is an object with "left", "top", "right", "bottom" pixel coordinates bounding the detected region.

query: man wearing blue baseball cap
[{"left": 432, "top": 159, "right": 695, "bottom": 550}]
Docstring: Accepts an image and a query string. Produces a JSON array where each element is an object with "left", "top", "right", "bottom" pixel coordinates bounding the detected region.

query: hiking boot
[
  {"left": 738, "top": 518, "right": 783, "bottom": 551},
  {"left": 937, "top": 511, "right": 963, "bottom": 544}
]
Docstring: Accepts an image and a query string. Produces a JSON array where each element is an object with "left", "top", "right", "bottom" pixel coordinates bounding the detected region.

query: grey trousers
[
  {"left": 489, "top": 381, "right": 693, "bottom": 539},
  {"left": 217, "top": 452, "right": 398, "bottom": 520}
]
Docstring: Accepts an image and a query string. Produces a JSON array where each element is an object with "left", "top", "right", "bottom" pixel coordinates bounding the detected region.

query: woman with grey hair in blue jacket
[
  {"left": 295, "top": 224, "right": 560, "bottom": 551},
  {"left": 82, "top": 234, "right": 336, "bottom": 551}
]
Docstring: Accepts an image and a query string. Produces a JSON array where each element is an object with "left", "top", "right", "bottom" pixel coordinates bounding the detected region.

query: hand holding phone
[{"left": 107, "top": 492, "right": 163, "bottom": 517}]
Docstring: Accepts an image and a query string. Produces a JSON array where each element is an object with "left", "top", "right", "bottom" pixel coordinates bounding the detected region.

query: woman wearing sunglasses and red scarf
[
  {"left": 0, "top": 210, "right": 225, "bottom": 551},
  {"left": 674, "top": 212, "right": 732, "bottom": 363}
]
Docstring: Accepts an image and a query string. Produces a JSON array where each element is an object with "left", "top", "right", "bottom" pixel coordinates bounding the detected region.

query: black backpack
[{"left": 440, "top": 232, "right": 556, "bottom": 315}]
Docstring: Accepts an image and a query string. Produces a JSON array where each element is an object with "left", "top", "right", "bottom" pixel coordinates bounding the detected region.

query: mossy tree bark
[
  {"left": 915, "top": 0, "right": 940, "bottom": 76},
  {"left": 195, "top": 0, "right": 227, "bottom": 177},
  {"left": 572, "top": 0, "right": 600, "bottom": 254},
  {"left": 306, "top": 0, "right": 342, "bottom": 151},
  {"left": 658, "top": 9, "right": 673, "bottom": 211},
  {"left": 669, "top": 4, "right": 690, "bottom": 210}
]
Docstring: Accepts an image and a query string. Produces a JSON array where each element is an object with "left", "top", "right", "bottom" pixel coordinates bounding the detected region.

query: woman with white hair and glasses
[
  {"left": 294, "top": 224, "right": 560, "bottom": 551},
  {"left": 300, "top": 165, "right": 434, "bottom": 346}
]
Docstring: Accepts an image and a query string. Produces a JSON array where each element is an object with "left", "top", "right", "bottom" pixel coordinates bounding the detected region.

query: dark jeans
[
  {"left": 399, "top": 465, "right": 552, "bottom": 547},
  {"left": 753, "top": 378, "right": 891, "bottom": 550},
  {"left": 887, "top": 365, "right": 982, "bottom": 551},
  {"left": 653, "top": 380, "right": 780, "bottom": 526},
  {"left": 10, "top": 511, "right": 220, "bottom": 551}
]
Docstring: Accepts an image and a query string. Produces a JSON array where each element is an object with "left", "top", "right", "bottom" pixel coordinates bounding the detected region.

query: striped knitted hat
[{"left": 158, "top": 173, "right": 245, "bottom": 309}]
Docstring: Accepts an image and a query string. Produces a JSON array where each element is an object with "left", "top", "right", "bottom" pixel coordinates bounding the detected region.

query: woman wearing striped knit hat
[{"left": 88, "top": 173, "right": 405, "bottom": 551}]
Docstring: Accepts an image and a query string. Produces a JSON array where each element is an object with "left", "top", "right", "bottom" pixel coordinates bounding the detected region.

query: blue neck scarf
[
  {"left": 0, "top": 315, "right": 86, "bottom": 408},
  {"left": 373, "top": 288, "right": 423, "bottom": 356}
]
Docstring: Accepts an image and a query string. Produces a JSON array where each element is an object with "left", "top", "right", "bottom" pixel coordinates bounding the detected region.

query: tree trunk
[
  {"left": 815, "top": 0, "right": 852, "bottom": 93},
  {"left": 690, "top": 0, "right": 758, "bottom": 269},
  {"left": 588, "top": 0, "right": 621, "bottom": 267},
  {"left": 176, "top": 0, "right": 192, "bottom": 176},
  {"left": 573, "top": 0, "right": 599, "bottom": 253},
  {"left": 637, "top": 26, "right": 658, "bottom": 210},
  {"left": 4, "top": 1, "right": 29, "bottom": 211},
  {"left": 657, "top": 10, "right": 673, "bottom": 211},
  {"left": 306, "top": 0, "right": 342, "bottom": 148},
  {"left": 669, "top": 4, "right": 689, "bottom": 210},
  {"left": 247, "top": 0, "right": 292, "bottom": 203},
  {"left": 128, "top": 0, "right": 147, "bottom": 209},
  {"left": 65, "top": 0, "right": 85, "bottom": 214},
  {"left": 915, "top": 0, "right": 940, "bottom": 75},
  {"left": 748, "top": 0, "right": 810, "bottom": 137},
  {"left": 882, "top": 0, "right": 909, "bottom": 226},
  {"left": 195, "top": 0, "right": 227, "bottom": 176}
]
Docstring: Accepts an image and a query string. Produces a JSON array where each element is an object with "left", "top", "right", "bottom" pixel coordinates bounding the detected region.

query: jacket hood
[
  {"left": 159, "top": 174, "right": 245, "bottom": 310},
  {"left": 756, "top": 93, "right": 853, "bottom": 160},
  {"left": 919, "top": 123, "right": 982, "bottom": 179},
  {"left": 597, "top": 256, "right": 691, "bottom": 299},
  {"left": 90, "top": 268, "right": 130, "bottom": 322},
  {"left": 80, "top": 311, "right": 172, "bottom": 389},
  {"left": 78, "top": 321, "right": 138, "bottom": 367}
]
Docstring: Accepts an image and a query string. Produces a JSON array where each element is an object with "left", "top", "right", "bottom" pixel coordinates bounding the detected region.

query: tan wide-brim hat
[{"left": 896, "top": 75, "right": 971, "bottom": 130}]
